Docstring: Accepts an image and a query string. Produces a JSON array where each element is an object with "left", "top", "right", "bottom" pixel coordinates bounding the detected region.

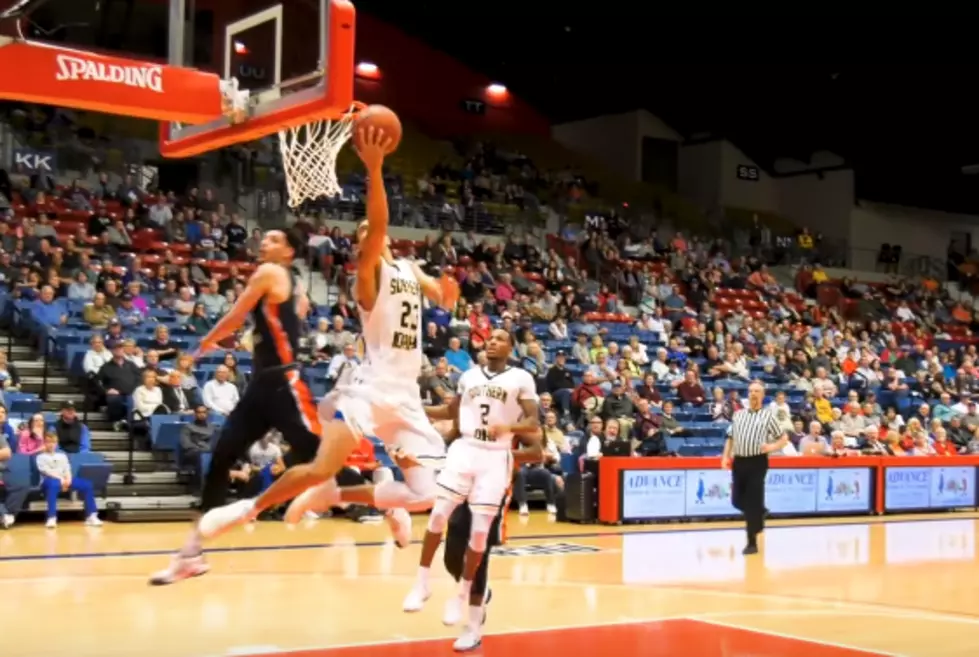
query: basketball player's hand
[
  {"left": 195, "top": 338, "right": 218, "bottom": 359},
  {"left": 438, "top": 274, "right": 461, "bottom": 311},
  {"left": 487, "top": 424, "right": 509, "bottom": 439},
  {"left": 721, "top": 456, "right": 731, "bottom": 470},
  {"left": 355, "top": 126, "right": 394, "bottom": 172},
  {"left": 389, "top": 448, "right": 421, "bottom": 470}
]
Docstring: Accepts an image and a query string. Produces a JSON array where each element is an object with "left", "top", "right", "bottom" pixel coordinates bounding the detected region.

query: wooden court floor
[{"left": 3, "top": 512, "right": 979, "bottom": 657}]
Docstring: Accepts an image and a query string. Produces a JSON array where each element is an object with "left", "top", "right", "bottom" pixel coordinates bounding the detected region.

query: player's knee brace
[
  {"left": 426, "top": 497, "right": 457, "bottom": 534},
  {"left": 468, "top": 512, "right": 495, "bottom": 552}
]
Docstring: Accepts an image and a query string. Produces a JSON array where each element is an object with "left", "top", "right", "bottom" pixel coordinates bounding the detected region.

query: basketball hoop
[{"left": 278, "top": 101, "right": 364, "bottom": 208}]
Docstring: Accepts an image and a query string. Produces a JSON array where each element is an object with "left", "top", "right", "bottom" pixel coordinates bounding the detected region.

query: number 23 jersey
[
  {"left": 457, "top": 366, "right": 539, "bottom": 450},
  {"left": 357, "top": 259, "right": 423, "bottom": 390}
]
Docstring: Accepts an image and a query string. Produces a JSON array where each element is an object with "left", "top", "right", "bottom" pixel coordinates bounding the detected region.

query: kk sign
[{"left": 13, "top": 148, "right": 57, "bottom": 174}]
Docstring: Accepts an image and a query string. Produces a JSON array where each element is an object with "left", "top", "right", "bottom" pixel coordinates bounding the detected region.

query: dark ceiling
[{"left": 356, "top": 2, "right": 979, "bottom": 213}]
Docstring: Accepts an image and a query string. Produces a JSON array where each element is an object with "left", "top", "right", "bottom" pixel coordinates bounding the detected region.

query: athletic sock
[
  {"left": 179, "top": 529, "right": 202, "bottom": 558},
  {"left": 467, "top": 604, "right": 483, "bottom": 630},
  {"left": 417, "top": 565, "right": 430, "bottom": 587},
  {"left": 459, "top": 578, "right": 473, "bottom": 598}
]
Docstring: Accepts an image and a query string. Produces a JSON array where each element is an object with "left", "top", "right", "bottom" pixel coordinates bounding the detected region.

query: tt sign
[{"left": 13, "top": 148, "right": 57, "bottom": 174}]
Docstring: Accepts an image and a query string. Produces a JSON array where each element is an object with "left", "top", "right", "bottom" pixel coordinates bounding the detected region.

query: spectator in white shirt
[
  {"left": 82, "top": 334, "right": 112, "bottom": 376},
  {"left": 132, "top": 369, "right": 165, "bottom": 417},
  {"left": 148, "top": 198, "right": 173, "bottom": 229},
  {"left": 328, "top": 342, "right": 360, "bottom": 384},
  {"left": 36, "top": 431, "right": 102, "bottom": 528},
  {"left": 248, "top": 432, "right": 286, "bottom": 494},
  {"left": 202, "top": 365, "right": 241, "bottom": 416},
  {"left": 768, "top": 390, "right": 794, "bottom": 433},
  {"left": 895, "top": 301, "right": 916, "bottom": 323},
  {"left": 548, "top": 317, "right": 569, "bottom": 340}
]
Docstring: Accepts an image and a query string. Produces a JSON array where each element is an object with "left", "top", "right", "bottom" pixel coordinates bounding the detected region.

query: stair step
[
  {"left": 21, "top": 375, "right": 72, "bottom": 385},
  {"left": 90, "top": 437, "right": 131, "bottom": 451},
  {"left": 106, "top": 494, "right": 199, "bottom": 510},
  {"left": 13, "top": 360, "right": 46, "bottom": 373},
  {"left": 110, "top": 471, "right": 180, "bottom": 484},
  {"left": 102, "top": 450, "right": 156, "bottom": 462},
  {"left": 107, "top": 482, "right": 189, "bottom": 497}
]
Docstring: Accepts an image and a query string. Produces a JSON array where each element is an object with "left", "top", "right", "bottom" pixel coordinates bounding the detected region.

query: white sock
[
  {"left": 417, "top": 566, "right": 430, "bottom": 587},
  {"left": 467, "top": 604, "right": 483, "bottom": 630},
  {"left": 459, "top": 578, "right": 473, "bottom": 598}
]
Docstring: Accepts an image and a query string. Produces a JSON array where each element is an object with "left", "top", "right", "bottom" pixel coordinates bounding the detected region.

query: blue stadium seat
[
  {"left": 71, "top": 453, "right": 111, "bottom": 494},
  {"left": 150, "top": 415, "right": 185, "bottom": 450}
]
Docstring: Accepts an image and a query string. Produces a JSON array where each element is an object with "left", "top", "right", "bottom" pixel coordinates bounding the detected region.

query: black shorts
[
  {"left": 217, "top": 365, "right": 322, "bottom": 465},
  {"left": 443, "top": 500, "right": 505, "bottom": 596}
]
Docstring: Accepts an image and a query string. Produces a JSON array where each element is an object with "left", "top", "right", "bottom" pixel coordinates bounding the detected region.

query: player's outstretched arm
[
  {"left": 354, "top": 126, "right": 393, "bottom": 311},
  {"left": 198, "top": 263, "right": 277, "bottom": 353},
  {"left": 409, "top": 261, "right": 460, "bottom": 311}
]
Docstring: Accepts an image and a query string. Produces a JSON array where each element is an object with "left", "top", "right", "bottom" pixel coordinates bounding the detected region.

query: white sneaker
[
  {"left": 303, "top": 511, "right": 320, "bottom": 521},
  {"left": 546, "top": 503, "right": 557, "bottom": 514},
  {"left": 45, "top": 517, "right": 57, "bottom": 529},
  {"left": 198, "top": 499, "right": 256, "bottom": 539},
  {"left": 453, "top": 628, "right": 483, "bottom": 652},
  {"left": 519, "top": 504, "right": 530, "bottom": 516},
  {"left": 148, "top": 554, "right": 210, "bottom": 586},
  {"left": 443, "top": 594, "right": 464, "bottom": 626},
  {"left": 1, "top": 514, "right": 14, "bottom": 529},
  {"left": 385, "top": 508, "right": 412, "bottom": 548},
  {"left": 85, "top": 514, "right": 103, "bottom": 527},
  {"left": 284, "top": 480, "right": 339, "bottom": 524},
  {"left": 402, "top": 581, "right": 431, "bottom": 612}
]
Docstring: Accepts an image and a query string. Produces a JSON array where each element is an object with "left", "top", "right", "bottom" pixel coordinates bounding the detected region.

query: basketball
[{"left": 353, "top": 105, "right": 402, "bottom": 154}]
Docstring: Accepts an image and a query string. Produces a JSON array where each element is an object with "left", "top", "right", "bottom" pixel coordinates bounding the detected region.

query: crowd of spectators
[{"left": 6, "top": 101, "right": 979, "bottom": 527}]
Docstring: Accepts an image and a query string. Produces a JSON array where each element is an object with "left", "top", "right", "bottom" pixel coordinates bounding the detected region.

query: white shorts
[
  {"left": 436, "top": 439, "right": 513, "bottom": 515},
  {"left": 319, "top": 382, "right": 446, "bottom": 468}
]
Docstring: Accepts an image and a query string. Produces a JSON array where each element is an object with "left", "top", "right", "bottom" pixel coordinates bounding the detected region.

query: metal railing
[{"left": 847, "top": 247, "right": 948, "bottom": 280}]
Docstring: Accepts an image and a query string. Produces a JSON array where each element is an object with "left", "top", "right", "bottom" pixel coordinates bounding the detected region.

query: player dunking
[
  {"left": 149, "top": 227, "right": 354, "bottom": 584},
  {"left": 403, "top": 329, "right": 540, "bottom": 650},
  {"left": 195, "top": 125, "right": 459, "bottom": 546}
]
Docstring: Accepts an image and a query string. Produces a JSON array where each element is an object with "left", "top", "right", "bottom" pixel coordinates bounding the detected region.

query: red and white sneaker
[
  {"left": 385, "top": 507, "right": 412, "bottom": 548},
  {"left": 148, "top": 554, "right": 210, "bottom": 586}
]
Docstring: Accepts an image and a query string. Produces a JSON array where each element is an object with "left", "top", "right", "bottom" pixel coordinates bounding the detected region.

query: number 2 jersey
[
  {"left": 457, "top": 366, "right": 539, "bottom": 450},
  {"left": 356, "top": 258, "right": 424, "bottom": 393}
]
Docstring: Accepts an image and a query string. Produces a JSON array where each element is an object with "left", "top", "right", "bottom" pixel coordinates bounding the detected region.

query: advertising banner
[
  {"left": 622, "top": 467, "right": 872, "bottom": 521},
  {"left": 884, "top": 466, "right": 976, "bottom": 511}
]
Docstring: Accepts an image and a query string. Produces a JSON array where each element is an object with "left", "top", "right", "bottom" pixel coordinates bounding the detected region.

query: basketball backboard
[{"left": 159, "top": 0, "right": 355, "bottom": 157}]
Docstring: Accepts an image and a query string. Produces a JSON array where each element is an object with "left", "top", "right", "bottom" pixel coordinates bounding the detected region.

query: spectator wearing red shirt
[
  {"left": 933, "top": 428, "right": 958, "bottom": 456},
  {"left": 494, "top": 273, "right": 516, "bottom": 305},
  {"left": 571, "top": 370, "right": 605, "bottom": 419},
  {"left": 677, "top": 370, "right": 706, "bottom": 406}
]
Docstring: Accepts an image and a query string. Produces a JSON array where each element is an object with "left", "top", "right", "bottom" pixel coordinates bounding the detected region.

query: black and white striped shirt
[{"left": 727, "top": 406, "right": 784, "bottom": 457}]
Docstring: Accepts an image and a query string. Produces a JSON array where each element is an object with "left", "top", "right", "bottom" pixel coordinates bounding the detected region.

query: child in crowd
[{"left": 36, "top": 431, "right": 103, "bottom": 529}]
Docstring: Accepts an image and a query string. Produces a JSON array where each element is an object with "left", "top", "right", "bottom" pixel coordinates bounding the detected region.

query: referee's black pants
[{"left": 731, "top": 454, "right": 768, "bottom": 546}]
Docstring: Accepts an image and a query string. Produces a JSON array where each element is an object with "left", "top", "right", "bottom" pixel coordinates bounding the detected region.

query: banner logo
[
  {"left": 816, "top": 468, "right": 870, "bottom": 513},
  {"left": 13, "top": 148, "right": 56, "bottom": 173},
  {"left": 55, "top": 54, "right": 164, "bottom": 93}
]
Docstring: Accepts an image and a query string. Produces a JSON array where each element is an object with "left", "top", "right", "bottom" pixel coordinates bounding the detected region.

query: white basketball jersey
[
  {"left": 457, "top": 366, "right": 539, "bottom": 450},
  {"left": 357, "top": 259, "right": 424, "bottom": 388}
]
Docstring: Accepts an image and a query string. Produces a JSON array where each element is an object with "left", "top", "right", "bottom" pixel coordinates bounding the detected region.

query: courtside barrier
[{"left": 597, "top": 456, "right": 979, "bottom": 524}]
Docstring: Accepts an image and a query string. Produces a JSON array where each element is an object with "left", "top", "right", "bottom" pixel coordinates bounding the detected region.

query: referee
[{"left": 722, "top": 380, "right": 788, "bottom": 555}]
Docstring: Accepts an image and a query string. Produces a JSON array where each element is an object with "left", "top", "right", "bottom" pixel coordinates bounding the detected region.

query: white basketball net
[{"left": 278, "top": 106, "right": 359, "bottom": 208}]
